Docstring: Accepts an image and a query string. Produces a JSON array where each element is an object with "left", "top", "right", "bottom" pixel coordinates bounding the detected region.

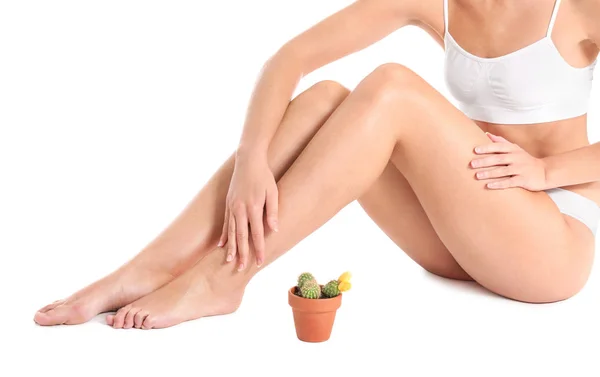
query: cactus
[
  {"left": 297, "top": 272, "right": 316, "bottom": 289},
  {"left": 294, "top": 271, "right": 351, "bottom": 299},
  {"left": 322, "top": 280, "right": 341, "bottom": 298},
  {"left": 300, "top": 280, "right": 321, "bottom": 299}
]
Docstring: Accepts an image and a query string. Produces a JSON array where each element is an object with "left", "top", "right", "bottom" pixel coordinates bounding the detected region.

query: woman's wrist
[
  {"left": 236, "top": 143, "right": 269, "bottom": 164},
  {"left": 539, "top": 156, "right": 555, "bottom": 190},
  {"left": 541, "top": 155, "right": 559, "bottom": 190},
  {"left": 541, "top": 154, "right": 576, "bottom": 190}
]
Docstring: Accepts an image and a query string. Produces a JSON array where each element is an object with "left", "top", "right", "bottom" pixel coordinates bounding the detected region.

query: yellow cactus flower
[
  {"left": 338, "top": 271, "right": 352, "bottom": 283},
  {"left": 338, "top": 281, "right": 352, "bottom": 292}
]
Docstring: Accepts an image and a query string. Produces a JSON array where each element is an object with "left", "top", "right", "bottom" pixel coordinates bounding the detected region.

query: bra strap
[
  {"left": 547, "top": 0, "right": 562, "bottom": 37},
  {"left": 443, "top": 0, "right": 449, "bottom": 35}
]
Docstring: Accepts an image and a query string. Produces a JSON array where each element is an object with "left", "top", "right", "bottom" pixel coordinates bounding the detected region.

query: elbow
[{"left": 266, "top": 42, "right": 307, "bottom": 76}]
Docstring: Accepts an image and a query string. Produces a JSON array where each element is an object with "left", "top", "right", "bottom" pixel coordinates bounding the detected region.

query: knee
[
  {"left": 364, "top": 63, "right": 423, "bottom": 105},
  {"left": 297, "top": 80, "right": 350, "bottom": 112}
]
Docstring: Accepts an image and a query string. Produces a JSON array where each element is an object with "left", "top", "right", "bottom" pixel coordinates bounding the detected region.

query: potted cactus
[{"left": 288, "top": 271, "right": 352, "bottom": 342}]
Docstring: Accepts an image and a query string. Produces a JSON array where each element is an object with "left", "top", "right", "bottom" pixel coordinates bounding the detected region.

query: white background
[{"left": 2, "top": 1, "right": 599, "bottom": 376}]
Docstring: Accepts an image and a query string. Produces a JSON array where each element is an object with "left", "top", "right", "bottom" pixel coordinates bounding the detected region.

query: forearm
[
  {"left": 543, "top": 142, "right": 600, "bottom": 188},
  {"left": 232, "top": 0, "right": 423, "bottom": 161},
  {"left": 236, "top": 47, "right": 303, "bottom": 160}
]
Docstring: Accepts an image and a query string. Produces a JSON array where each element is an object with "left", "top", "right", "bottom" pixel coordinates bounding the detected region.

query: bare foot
[
  {"left": 106, "top": 255, "right": 244, "bottom": 329},
  {"left": 34, "top": 262, "right": 175, "bottom": 326}
]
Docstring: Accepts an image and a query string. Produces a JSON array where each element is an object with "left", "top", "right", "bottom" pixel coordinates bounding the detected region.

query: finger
[
  {"left": 488, "top": 132, "right": 512, "bottom": 144},
  {"left": 218, "top": 209, "right": 229, "bottom": 249},
  {"left": 235, "top": 208, "right": 249, "bottom": 271},
  {"left": 486, "top": 132, "right": 510, "bottom": 143},
  {"left": 471, "top": 155, "right": 512, "bottom": 169},
  {"left": 249, "top": 206, "right": 265, "bottom": 267},
  {"left": 475, "top": 166, "right": 515, "bottom": 180},
  {"left": 265, "top": 184, "right": 279, "bottom": 232},
  {"left": 486, "top": 177, "right": 521, "bottom": 189},
  {"left": 227, "top": 214, "right": 237, "bottom": 263},
  {"left": 474, "top": 142, "right": 515, "bottom": 154}
]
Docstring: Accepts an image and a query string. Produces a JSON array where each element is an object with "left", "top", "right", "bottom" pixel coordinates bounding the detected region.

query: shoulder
[
  {"left": 571, "top": 0, "right": 600, "bottom": 46},
  {"left": 356, "top": 0, "right": 445, "bottom": 34},
  {"left": 361, "top": 0, "right": 442, "bottom": 18},
  {"left": 381, "top": 0, "right": 446, "bottom": 33}
]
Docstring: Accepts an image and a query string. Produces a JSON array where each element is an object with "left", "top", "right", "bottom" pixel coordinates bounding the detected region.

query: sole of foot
[{"left": 34, "top": 265, "right": 175, "bottom": 326}]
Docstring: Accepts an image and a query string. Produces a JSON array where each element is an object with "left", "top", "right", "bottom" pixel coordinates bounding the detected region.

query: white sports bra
[{"left": 444, "top": 0, "right": 597, "bottom": 125}]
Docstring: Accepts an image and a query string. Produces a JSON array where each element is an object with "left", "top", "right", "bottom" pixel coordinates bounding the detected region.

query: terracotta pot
[{"left": 288, "top": 286, "right": 342, "bottom": 342}]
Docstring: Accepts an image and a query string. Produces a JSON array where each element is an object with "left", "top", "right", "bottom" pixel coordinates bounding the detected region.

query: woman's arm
[
  {"left": 236, "top": 0, "right": 433, "bottom": 158},
  {"left": 542, "top": 144, "right": 600, "bottom": 188},
  {"left": 540, "top": 0, "right": 600, "bottom": 188},
  {"left": 471, "top": 134, "right": 600, "bottom": 192}
]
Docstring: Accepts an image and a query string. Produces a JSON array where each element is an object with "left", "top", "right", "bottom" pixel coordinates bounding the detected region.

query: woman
[{"left": 34, "top": 0, "right": 600, "bottom": 329}]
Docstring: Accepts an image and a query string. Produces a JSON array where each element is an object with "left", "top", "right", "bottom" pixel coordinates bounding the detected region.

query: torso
[{"left": 417, "top": 0, "right": 600, "bottom": 204}]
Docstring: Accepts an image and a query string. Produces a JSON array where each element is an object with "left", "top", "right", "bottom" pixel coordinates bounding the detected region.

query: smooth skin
[{"left": 35, "top": 0, "right": 600, "bottom": 328}]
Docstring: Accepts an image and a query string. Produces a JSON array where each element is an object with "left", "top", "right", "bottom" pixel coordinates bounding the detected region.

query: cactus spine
[
  {"left": 300, "top": 281, "right": 321, "bottom": 299},
  {"left": 297, "top": 272, "right": 316, "bottom": 289},
  {"left": 322, "top": 280, "right": 341, "bottom": 298}
]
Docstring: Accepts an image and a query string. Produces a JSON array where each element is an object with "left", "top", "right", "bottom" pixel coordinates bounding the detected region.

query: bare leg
[
  {"left": 112, "top": 63, "right": 594, "bottom": 329},
  {"left": 33, "top": 80, "right": 350, "bottom": 325},
  {"left": 357, "top": 162, "right": 472, "bottom": 281}
]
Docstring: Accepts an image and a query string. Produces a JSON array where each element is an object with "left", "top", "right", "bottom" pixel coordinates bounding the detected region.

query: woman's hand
[
  {"left": 218, "top": 154, "right": 279, "bottom": 271},
  {"left": 471, "top": 132, "right": 548, "bottom": 191}
]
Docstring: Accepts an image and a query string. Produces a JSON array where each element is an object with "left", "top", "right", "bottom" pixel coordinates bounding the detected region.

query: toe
[
  {"left": 142, "top": 315, "right": 156, "bottom": 330},
  {"left": 63, "top": 302, "right": 91, "bottom": 325},
  {"left": 34, "top": 305, "right": 71, "bottom": 326},
  {"left": 123, "top": 308, "right": 139, "bottom": 329},
  {"left": 37, "top": 299, "right": 65, "bottom": 314},
  {"left": 112, "top": 306, "right": 130, "bottom": 329},
  {"left": 134, "top": 311, "right": 148, "bottom": 329},
  {"left": 106, "top": 314, "right": 115, "bottom": 326},
  {"left": 34, "top": 311, "right": 55, "bottom": 326}
]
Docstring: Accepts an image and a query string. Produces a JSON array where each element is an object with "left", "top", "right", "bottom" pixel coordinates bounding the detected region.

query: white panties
[{"left": 546, "top": 188, "right": 600, "bottom": 236}]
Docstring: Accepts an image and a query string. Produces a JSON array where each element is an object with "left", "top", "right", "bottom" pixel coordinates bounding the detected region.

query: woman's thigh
[
  {"left": 358, "top": 161, "right": 472, "bottom": 281},
  {"left": 370, "top": 64, "right": 595, "bottom": 302}
]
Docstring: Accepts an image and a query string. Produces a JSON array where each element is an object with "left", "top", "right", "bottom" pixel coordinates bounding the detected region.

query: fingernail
[
  {"left": 256, "top": 259, "right": 263, "bottom": 267},
  {"left": 226, "top": 254, "right": 233, "bottom": 262},
  {"left": 217, "top": 241, "right": 223, "bottom": 247},
  {"left": 238, "top": 263, "right": 245, "bottom": 271},
  {"left": 475, "top": 147, "right": 482, "bottom": 153}
]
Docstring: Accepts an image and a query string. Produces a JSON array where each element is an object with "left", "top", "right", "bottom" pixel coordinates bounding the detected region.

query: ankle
[{"left": 202, "top": 247, "right": 252, "bottom": 292}]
